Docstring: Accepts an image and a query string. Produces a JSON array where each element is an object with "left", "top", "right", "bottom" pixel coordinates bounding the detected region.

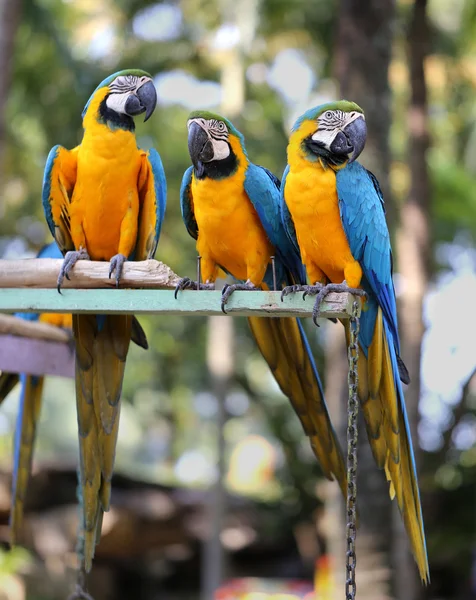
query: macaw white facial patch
[
  {"left": 106, "top": 92, "right": 131, "bottom": 115},
  {"left": 311, "top": 126, "right": 339, "bottom": 146},
  {"left": 210, "top": 139, "right": 230, "bottom": 161}
]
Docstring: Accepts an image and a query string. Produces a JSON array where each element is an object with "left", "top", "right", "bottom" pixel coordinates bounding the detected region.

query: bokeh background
[{"left": 0, "top": 0, "right": 475, "bottom": 599}]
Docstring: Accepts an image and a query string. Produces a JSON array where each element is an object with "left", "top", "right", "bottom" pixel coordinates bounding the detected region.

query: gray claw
[
  {"left": 109, "top": 253, "right": 126, "bottom": 287},
  {"left": 221, "top": 281, "right": 256, "bottom": 314},
  {"left": 310, "top": 282, "right": 366, "bottom": 326},
  {"left": 302, "top": 283, "right": 324, "bottom": 300},
  {"left": 280, "top": 284, "right": 308, "bottom": 302},
  {"left": 174, "top": 277, "right": 215, "bottom": 299},
  {"left": 57, "top": 248, "right": 90, "bottom": 294}
]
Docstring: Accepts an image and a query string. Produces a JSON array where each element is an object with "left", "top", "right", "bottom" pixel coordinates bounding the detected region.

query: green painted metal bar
[{"left": 0, "top": 289, "right": 356, "bottom": 319}]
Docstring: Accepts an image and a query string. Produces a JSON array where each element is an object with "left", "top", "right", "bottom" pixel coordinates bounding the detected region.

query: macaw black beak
[
  {"left": 330, "top": 116, "right": 367, "bottom": 163},
  {"left": 138, "top": 80, "right": 157, "bottom": 121},
  {"left": 188, "top": 121, "right": 214, "bottom": 177},
  {"left": 125, "top": 80, "right": 157, "bottom": 121}
]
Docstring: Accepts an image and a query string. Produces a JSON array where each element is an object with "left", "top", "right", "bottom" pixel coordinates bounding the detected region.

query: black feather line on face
[
  {"left": 303, "top": 137, "right": 349, "bottom": 167},
  {"left": 98, "top": 96, "right": 135, "bottom": 131},
  {"left": 109, "top": 76, "right": 139, "bottom": 93},
  {"left": 194, "top": 145, "right": 238, "bottom": 180}
]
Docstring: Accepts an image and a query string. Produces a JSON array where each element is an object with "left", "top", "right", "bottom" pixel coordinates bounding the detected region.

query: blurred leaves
[{"left": 0, "top": 546, "right": 32, "bottom": 578}]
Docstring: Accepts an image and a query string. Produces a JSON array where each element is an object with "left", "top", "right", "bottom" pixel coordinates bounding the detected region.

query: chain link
[
  {"left": 345, "top": 299, "right": 361, "bottom": 600},
  {"left": 67, "top": 566, "right": 94, "bottom": 600}
]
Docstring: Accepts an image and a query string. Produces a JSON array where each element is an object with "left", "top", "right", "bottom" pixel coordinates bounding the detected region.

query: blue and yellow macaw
[
  {"left": 175, "top": 111, "right": 347, "bottom": 497},
  {"left": 42, "top": 70, "right": 166, "bottom": 571},
  {"left": 0, "top": 242, "right": 72, "bottom": 544},
  {"left": 280, "top": 101, "right": 429, "bottom": 582}
]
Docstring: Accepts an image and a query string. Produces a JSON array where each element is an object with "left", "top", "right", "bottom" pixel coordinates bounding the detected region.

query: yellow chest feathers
[
  {"left": 190, "top": 142, "right": 274, "bottom": 282},
  {"left": 284, "top": 131, "right": 355, "bottom": 280},
  {"left": 192, "top": 171, "right": 272, "bottom": 258}
]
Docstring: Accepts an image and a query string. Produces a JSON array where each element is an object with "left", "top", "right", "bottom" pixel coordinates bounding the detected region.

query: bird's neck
[
  {"left": 195, "top": 151, "right": 239, "bottom": 180},
  {"left": 81, "top": 117, "right": 138, "bottom": 159},
  {"left": 288, "top": 126, "right": 349, "bottom": 172},
  {"left": 96, "top": 98, "right": 135, "bottom": 132},
  {"left": 81, "top": 88, "right": 137, "bottom": 150},
  {"left": 301, "top": 139, "right": 349, "bottom": 170}
]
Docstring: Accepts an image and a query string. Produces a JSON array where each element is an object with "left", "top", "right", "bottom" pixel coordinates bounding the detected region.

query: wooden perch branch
[
  {"left": 0, "top": 259, "right": 180, "bottom": 289},
  {"left": 0, "top": 258, "right": 361, "bottom": 320},
  {"left": 0, "top": 313, "right": 71, "bottom": 343}
]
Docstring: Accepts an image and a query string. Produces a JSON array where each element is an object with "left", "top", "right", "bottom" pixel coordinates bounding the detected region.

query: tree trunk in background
[
  {"left": 202, "top": 316, "right": 234, "bottom": 600},
  {"left": 0, "top": 0, "right": 21, "bottom": 217},
  {"left": 332, "top": 1, "right": 396, "bottom": 598},
  {"left": 334, "top": 0, "right": 396, "bottom": 226},
  {"left": 395, "top": 1, "right": 431, "bottom": 598}
]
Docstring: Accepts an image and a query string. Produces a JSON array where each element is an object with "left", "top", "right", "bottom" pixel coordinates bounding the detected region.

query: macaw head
[
  {"left": 82, "top": 69, "right": 157, "bottom": 127},
  {"left": 186, "top": 111, "right": 246, "bottom": 179},
  {"left": 291, "top": 101, "right": 366, "bottom": 166}
]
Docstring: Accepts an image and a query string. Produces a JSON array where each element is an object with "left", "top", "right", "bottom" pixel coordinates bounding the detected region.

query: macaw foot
[
  {"left": 280, "top": 284, "right": 319, "bottom": 302},
  {"left": 57, "top": 248, "right": 90, "bottom": 294},
  {"left": 174, "top": 277, "right": 215, "bottom": 299},
  {"left": 306, "top": 281, "right": 366, "bottom": 325},
  {"left": 221, "top": 280, "right": 257, "bottom": 314},
  {"left": 108, "top": 253, "right": 127, "bottom": 287}
]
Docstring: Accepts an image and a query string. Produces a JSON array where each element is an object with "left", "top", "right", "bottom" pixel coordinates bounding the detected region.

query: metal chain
[
  {"left": 345, "top": 299, "right": 361, "bottom": 600},
  {"left": 67, "top": 566, "right": 94, "bottom": 600}
]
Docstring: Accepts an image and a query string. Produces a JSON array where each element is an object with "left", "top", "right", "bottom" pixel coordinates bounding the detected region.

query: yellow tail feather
[
  {"left": 398, "top": 411, "right": 429, "bottom": 582},
  {"left": 248, "top": 316, "right": 347, "bottom": 498},
  {"left": 347, "top": 306, "right": 428, "bottom": 583},
  {"left": 381, "top": 338, "right": 400, "bottom": 463},
  {"left": 10, "top": 376, "right": 44, "bottom": 544},
  {"left": 73, "top": 314, "right": 132, "bottom": 572},
  {"left": 368, "top": 310, "right": 383, "bottom": 397}
]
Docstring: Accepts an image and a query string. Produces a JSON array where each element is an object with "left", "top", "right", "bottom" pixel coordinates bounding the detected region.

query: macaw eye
[
  {"left": 217, "top": 122, "right": 226, "bottom": 131},
  {"left": 325, "top": 111, "right": 333, "bottom": 118}
]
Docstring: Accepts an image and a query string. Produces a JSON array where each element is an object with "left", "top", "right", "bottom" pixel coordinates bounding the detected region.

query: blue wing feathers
[
  {"left": 244, "top": 163, "right": 282, "bottom": 246},
  {"left": 37, "top": 241, "right": 63, "bottom": 260},
  {"left": 279, "top": 165, "right": 302, "bottom": 260},
  {"left": 297, "top": 319, "right": 326, "bottom": 400},
  {"left": 180, "top": 166, "right": 198, "bottom": 241},
  {"left": 244, "top": 163, "right": 305, "bottom": 286},
  {"left": 147, "top": 148, "right": 167, "bottom": 245},
  {"left": 337, "top": 162, "right": 400, "bottom": 353},
  {"left": 12, "top": 375, "right": 27, "bottom": 498},
  {"left": 42, "top": 146, "right": 61, "bottom": 238},
  {"left": 385, "top": 319, "right": 428, "bottom": 557},
  {"left": 256, "top": 165, "right": 281, "bottom": 190}
]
